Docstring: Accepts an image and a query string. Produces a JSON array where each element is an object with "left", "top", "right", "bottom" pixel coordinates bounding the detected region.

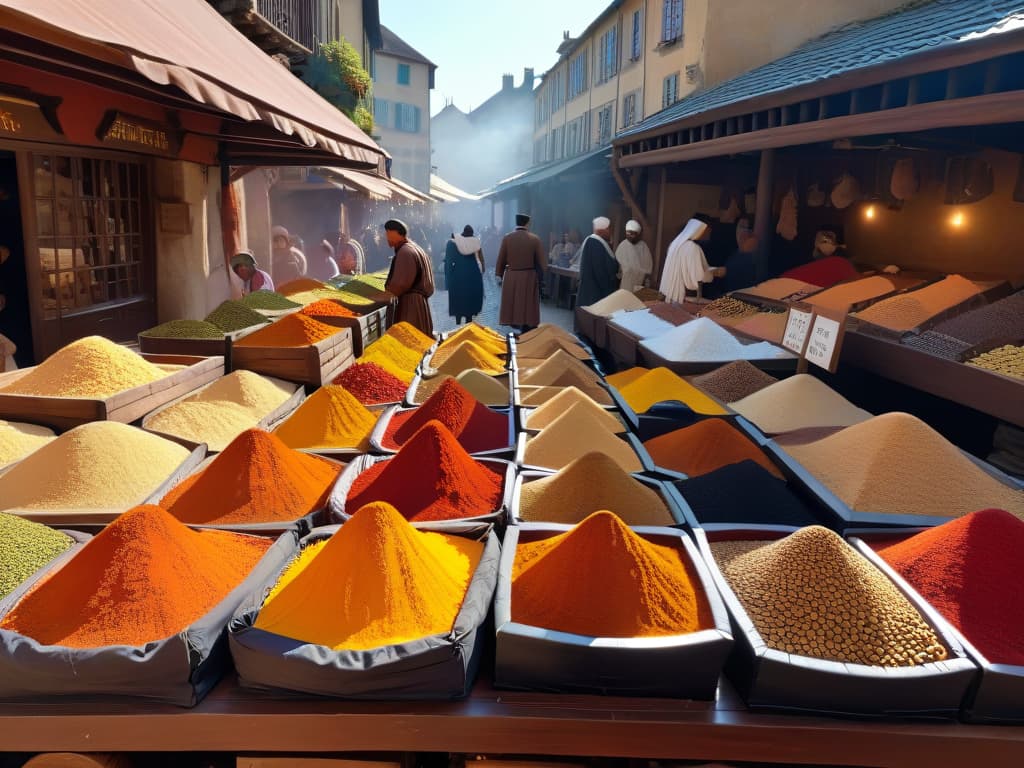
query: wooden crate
[
  {"left": 605, "top": 322, "right": 642, "bottom": 369},
  {"left": 306, "top": 314, "right": 371, "bottom": 357},
  {"left": 141, "top": 378, "right": 304, "bottom": 453},
  {"left": 137, "top": 324, "right": 266, "bottom": 373},
  {"left": 232, "top": 328, "right": 356, "bottom": 387},
  {"left": 0, "top": 354, "right": 224, "bottom": 432}
]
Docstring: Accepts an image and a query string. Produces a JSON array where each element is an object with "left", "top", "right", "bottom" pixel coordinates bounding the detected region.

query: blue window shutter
[{"left": 675, "top": 0, "right": 684, "bottom": 38}]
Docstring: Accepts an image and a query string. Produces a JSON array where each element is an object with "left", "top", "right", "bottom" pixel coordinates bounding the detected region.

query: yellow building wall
[
  {"left": 373, "top": 54, "right": 432, "bottom": 191},
  {"left": 617, "top": 0, "right": 647, "bottom": 130},
  {"left": 564, "top": 41, "right": 593, "bottom": 124},
  {"left": 644, "top": 0, "right": 709, "bottom": 119},
  {"left": 703, "top": 0, "right": 907, "bottom": 87}
]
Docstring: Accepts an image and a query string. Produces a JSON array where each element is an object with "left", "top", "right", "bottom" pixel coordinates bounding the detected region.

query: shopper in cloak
[
  {"left": 615, "top": 219, "right": 653, "bottom": 290},
  {"left": 270, "top": 225, "right": 307, "bottom": 285},
  {"left": 660, "top": 217, "right": 724, "bottom": 303},
  {"left": 576, "top": 216, "right": 619, "bottom": 308},
  {"left": 383, "top": 219, "right": 435, "bottom": 336},
  {"left": 231, "top": 250, "right": 274, "bottom": 295},
  {"left": 445, "top": 225, "right": 485, "bottom": 325},
  {"left": 308, "top": 239, "right": 340, "bottom": 282},
  {"left": 496, "top": 213, "right": 546, "bottom": 332}
]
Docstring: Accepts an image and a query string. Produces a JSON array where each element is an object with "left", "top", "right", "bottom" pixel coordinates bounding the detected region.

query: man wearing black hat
[
  {"left": 383, "top": 218, "right": 435, "bottom": 335},
  {"left": 496, "top": 213, "right": 546, "bottom": 332}
]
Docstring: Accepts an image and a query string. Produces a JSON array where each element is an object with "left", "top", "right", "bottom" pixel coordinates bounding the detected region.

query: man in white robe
[{"left": 615, "top": 219, "right": 653, "bottom": 290}]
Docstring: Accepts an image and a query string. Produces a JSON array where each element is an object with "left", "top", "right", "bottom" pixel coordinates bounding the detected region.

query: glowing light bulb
[
  {"left": 950, "top": 211, "right": 966, "bottom": 228},
  {"left": 864, "top": 204, "right": 877, "bottom": 221}
]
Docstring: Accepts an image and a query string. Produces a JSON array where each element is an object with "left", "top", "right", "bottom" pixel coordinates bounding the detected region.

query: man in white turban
[
  {"left": 659, "top": 217, "right": 723, "bottom": 303},
  {"left": 576, "top": 216, "right": 619, "bottom": 308},
  {"left": 615, "top": 219, "right": 653, "bottom": 291}
]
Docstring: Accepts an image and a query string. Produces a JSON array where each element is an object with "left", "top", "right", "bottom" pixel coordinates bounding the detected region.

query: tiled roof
[
  {"left": 618, "top": 0, "right": 1024, "bottom": 141},
  {"left": 379, "top": 25, "right": 436, "bottom": 68}
]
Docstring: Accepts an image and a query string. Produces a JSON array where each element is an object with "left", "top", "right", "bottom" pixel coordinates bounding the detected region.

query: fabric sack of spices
[
  {"left": 0, "top": 506, "right": 298, "bottom": 707},
  {"left": 228, "top": 515, "right": 501, "bottom": 700}
]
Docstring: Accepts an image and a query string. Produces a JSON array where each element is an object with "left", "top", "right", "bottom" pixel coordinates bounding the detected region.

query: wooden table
[
  {"left": 1, "top": 675, "right": 1021, "bottom": 766},
  {"left": 547, "top": 266, "right": 579, "bottom": 309}
]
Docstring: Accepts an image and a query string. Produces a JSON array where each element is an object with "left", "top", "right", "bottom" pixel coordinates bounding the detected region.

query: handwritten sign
[
  {"left": 805, "top": 314, "right": 845, "bottom": 372},
  {"left": 782, "top": 307, "right": 813, "bottom": 355}
]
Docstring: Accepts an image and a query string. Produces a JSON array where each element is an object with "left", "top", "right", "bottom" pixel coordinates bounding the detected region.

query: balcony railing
[{"left": 256, "top": 0, "right": 317, "bottom": 53}]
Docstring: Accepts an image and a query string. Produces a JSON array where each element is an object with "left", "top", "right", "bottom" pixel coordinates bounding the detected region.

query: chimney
[
  {"left": 523, "top": 67, "right": 535, "bottom": 89},
  {"left": 502, "top": 73, "right": 513, "bottom": 90}
]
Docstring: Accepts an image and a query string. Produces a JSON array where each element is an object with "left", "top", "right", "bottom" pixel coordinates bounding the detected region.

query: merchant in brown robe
[
  {"left": 383, "top": 219, "right": 435, "bottom": 336},
  {"left": 496, "top": 213, "right": 546, "bottom": 331}
]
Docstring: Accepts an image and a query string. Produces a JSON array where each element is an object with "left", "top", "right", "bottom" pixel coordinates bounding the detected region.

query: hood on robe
[
  {"left": 677, "top": 218, "right": 708, "bottom": 243},
  {"left": 453, "top": 234, "right": 481, "bottom": 255}
]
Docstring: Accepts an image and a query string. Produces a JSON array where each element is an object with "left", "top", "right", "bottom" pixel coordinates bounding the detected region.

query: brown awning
[
  {"left": 318, "top": 167, "right": 394, "bottom": 201},
  {"left": 0, "top": 0, "right": 385, "bottom": 167}
]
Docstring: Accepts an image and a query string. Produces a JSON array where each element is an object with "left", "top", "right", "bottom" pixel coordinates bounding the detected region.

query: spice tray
[
  {"left": 513, "top": 431, "right": 655, "bottom": 475},
  {"left": 509, "top": 470, "right": 697, "bottom": 529},
  {"left": 605, "top": 321, "right": 644, "bottom": 369},
  {"left": 0, "top": 529, "right": 90, "bottom": 617},
  {"left": 574, "top": 306, "right": 610, "bottom": 349},
  {"left": 0, "top": 354, "right": 224, "bottom": 432},
  {"left": 512, "top": 378, "right": 616, "bottom": 409},
  {"left": 847, "top": 531, "right": 1024, "bottom": 724},
  {"left": 229, "top": 522, "right": 499, "bottom": 700},
  {"left": 763, "top": 438, "right": 1021, "bottom": 529},
  {"left": 303, "top": 312, "right": 376, "bottom": 358},
  {"left": 494, "top": 523, "right": 733, "bottom": 698},
  {"left": 141, "top": 377, "right": 304, "bottom": 454},
  {"left": 137, "top": 323, "right": 267, "bottom": 374},
  {"left": 368, "top": 404, "right": 516, "bottom": 460},
  {"left": 695, "top": 527, "right": 977, "bottom": 718},
  {"left": 0, "top": 530, "right": 298, "bottom": 707},
  {"left": 4, "top": 443, "right": 207, "bottom": 528},
  {"left": 327, "top": 454, "right": 516, "bottom": 530},
  {"left": 148, "top": 454, "right": 344, "bottom": 537},
  {"left": 637, "top": 341, "right": 799, "bottom": 376},
  {"left": 232, "top": 327, "right": 355, "bottom": 387},
  {"left": 405, "top": 372, "right": 513, "bottom": 409},
  {"left": 518, "top": 404, "right": 632, "bottom": 436},
  {"left": 274, "top": 403, "right": 391, "bottom": 462}
]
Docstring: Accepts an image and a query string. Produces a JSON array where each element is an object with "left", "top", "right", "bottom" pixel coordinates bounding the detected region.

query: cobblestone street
[{"left": 428, "top": 271, "right": 575, "bottom": 334}]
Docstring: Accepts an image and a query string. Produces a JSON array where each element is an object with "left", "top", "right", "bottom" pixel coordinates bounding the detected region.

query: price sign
[
  {"left": 805, "top": 313, "right": 846, "bottom": 373},
  {"left": 782, "top": 307, "right": 813, "bottom": 355}
]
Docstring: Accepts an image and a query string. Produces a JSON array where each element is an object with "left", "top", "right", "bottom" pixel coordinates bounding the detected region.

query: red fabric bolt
[
  {"left": 383, "top": 378, "right": 508, "bottom": 453},
  {"left": 348, "top": 420, "right": 503, "bottom": 522},
  {"left": 876, "top": 508, "right": 1024, "bottom": 666},
  {"left": 781, "top": 256, "right": 860, "bottom": 288},
  {"left": 333, "top": 362, "right": 408, "bottom": 405}
]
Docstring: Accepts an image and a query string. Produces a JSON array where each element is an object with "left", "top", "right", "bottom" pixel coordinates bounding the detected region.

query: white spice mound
[
  {"left": 640, "top": 317, "right": 793, "bottom": 362},
  {"left": 730, "top": 374, "right": 872, "bottom": 434},
  {"left": 785, "top": 412, "right": 1024, "bottom": 519},
  {"left": 584, "top": 289, "right": 646, "bottom": 316},
  {"left": 608, "top": 308, "right": 676, "bottom": 339}
]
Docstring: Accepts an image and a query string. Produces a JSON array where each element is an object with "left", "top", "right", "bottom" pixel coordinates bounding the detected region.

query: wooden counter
[{"left": 0, "top": 675, "right": 1021, "bottom": 766}]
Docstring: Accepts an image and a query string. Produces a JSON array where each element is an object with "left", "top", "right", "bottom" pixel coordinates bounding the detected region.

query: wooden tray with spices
[
  {"left": 137, "top": 324, "right": 267, "bottom": 373},
  {"left": 573, "top": 306, "right": 609, "bottom": 349},
  {"left": 232, "top": 327, "right": 355, "bottom": 387},
  {"left": 604, "top": 320, "right": 644, "bottom": 369},
  {"left": 0, "top": 354, "right": 224, "bottom": 432}
]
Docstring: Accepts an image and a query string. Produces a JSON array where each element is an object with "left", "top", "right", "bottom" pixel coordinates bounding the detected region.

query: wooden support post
[
  {"left": 654, "top": 166, "right": 668, "bottom": 282},
  {"left": 610, "top": 148, "right": 652, "bottom": 234},
  {"left": 753, "top": 148, "right": 775, "bottom": 283}
]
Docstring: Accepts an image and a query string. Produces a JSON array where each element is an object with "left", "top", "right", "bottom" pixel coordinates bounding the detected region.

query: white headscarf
[
  {"left": 659, "top": 219, "right": 712, "bottom": 301},
  {"left": 453, "top": 233, "right": 481, "bottom": 255}
]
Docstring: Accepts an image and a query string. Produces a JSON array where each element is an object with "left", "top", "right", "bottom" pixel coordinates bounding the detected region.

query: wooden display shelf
[
  {"left": 841, "top": 331, "right": 1024, "bottom": 428},
  {"left": 232, "top": 329, "right": 355, "bottom": 387},
  {"left": 137, "top": 324, "right": 266, "bottom": 373},
  {"left": 0, "top": 354, "right": 224, "bottom": 432},
  {"left": 0, "top": 675, "right": 1020, "bottom": 766}
]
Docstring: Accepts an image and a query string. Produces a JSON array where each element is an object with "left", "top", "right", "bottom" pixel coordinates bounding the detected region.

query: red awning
[{"left": 0, "top": 0, "right": 384, "bottom": 166}]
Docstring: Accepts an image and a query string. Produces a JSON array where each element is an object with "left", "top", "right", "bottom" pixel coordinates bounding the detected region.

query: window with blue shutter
[
  {"left": 662, "top": 73, "right": 679, "bottom": 108},
  {"left": 661, "top": 0, "right": 683, "bottom": 43},
  {"left": 631, "top": 10, "right": 642, "bottom": 60}
]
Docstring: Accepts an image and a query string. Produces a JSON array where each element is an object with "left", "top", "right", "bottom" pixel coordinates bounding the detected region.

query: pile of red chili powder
[
  {"left": 781, "top": 256, "right": 860, "bottom": 288},
  {"left": 875, "top": 508, "right": 1024, "bottom": 666},
  {"left": 333, "top": 362, "right": 408, "bottom": 405},
  {"left": 347, "top": 420, "right": 504, "bottom": 522},
  {"left": 381, "top": 378, "right": 509, "bottom": 453}
]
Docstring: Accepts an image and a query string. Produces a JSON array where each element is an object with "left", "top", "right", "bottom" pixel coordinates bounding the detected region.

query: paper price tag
[
  {"left": 806, "top": 314, "right": 844, "bottom": 372},
  {"left": 782, "top": 307, "right": 813, "bottom": 355}
]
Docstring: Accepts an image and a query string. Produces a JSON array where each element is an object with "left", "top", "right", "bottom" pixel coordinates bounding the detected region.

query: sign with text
[
  {"left": 97, "top": 111, "right": 181, "bottom": 157},
  {"left": 782, "top": 306, "right": 813, "bottom": 356},
  {"left": 805, "top": 312, "right": 847, "bottom": 373},
  {"left": 0, "top": 92, "right": 64, "bottom": 141}
]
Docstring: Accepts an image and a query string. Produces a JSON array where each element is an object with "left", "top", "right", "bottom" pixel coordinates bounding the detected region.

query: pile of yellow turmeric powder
[
  {"left": 273, "top": 385, "right": 377, "bottom": 451},
  {"left": 254, "top": 501, "right": 483, "bottom": 649}
]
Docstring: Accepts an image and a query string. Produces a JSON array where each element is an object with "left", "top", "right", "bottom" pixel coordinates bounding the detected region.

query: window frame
[
  {"left": 662, "top": 73, "right": 679, "bottom": 108},
  {"left": 660, "top": 0, "right": 684, "bottom": 45},
  {"left": 397, "top": 62, "right": 411, "bottom": 86}
]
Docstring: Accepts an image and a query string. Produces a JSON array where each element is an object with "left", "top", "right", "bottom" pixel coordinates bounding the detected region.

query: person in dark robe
[
  {"left": 496, "top": 213, "right": 546, "bottom": 332},
  {"left": 383, "top": 219, "right": 435, "bottom": 336},
  {"left": 445, "top": 225, "right": 485, "bottom": 324},
  {"left": 576, "top": 216, "right": 619, "bottom": 308}
]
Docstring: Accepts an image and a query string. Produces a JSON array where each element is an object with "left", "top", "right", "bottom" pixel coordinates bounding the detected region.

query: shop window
[{"left": 32, "top": 154, "right": 149, "bottom": 319}]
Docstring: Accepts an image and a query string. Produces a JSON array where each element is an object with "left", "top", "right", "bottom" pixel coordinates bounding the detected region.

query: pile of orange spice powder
[{"left": 0, "top": 505, "right": 270, "bottom": 647}]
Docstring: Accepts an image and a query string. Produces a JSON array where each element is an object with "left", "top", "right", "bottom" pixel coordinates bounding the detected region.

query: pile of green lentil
[
  {"left": 240, "top": 291, "right": 301, "bottom": 311},
  {"left": 711, "top": 526, "right": 948, "bottom": 667},
  {"left": 0, "top": 512, "right": 73, "bottom": 599},
  {"left": 140, "top": 319, "right": 226, "bottom": 340},
  {"left": 205, "top": 300, "right": 272, "bottom": 332}
]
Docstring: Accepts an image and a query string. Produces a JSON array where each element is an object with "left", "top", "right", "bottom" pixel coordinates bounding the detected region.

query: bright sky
[{"left": 379, "top": 0, "right": 610, "bottom": 116}]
